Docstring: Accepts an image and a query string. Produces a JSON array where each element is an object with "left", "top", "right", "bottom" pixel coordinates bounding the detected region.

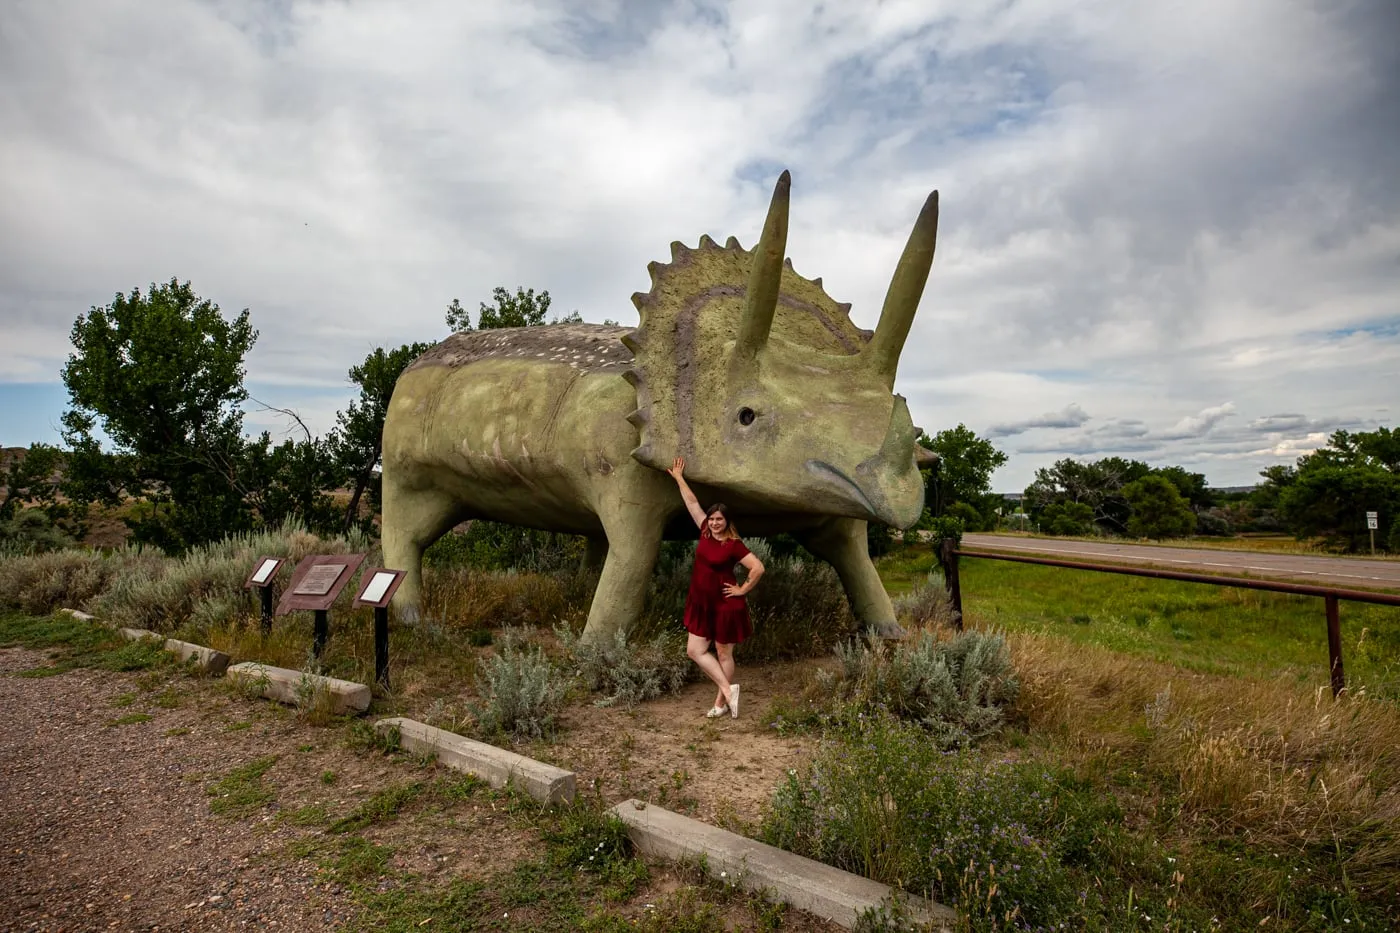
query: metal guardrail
[{"left": 939, "top": 540, "right": 1400, "bottom": 698}]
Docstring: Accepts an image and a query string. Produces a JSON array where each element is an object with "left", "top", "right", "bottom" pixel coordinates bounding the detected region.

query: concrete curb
[
  {"left": 58, "top": 608, "right": 100, "bottom": 624},
  {"left": 85, "top": 617, "right": 233, "bottom": 674},
  {"left": 610, "top": 799, "right": 956, "bottom": 931},
  {"left": 375, "top": 717, "right": 576, "bottom": 805},
  {"left": 227, "top": 662, "right": 371, "bottom": 714}
]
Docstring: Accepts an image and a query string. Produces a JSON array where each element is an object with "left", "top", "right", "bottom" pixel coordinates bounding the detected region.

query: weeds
[
  {"left": 825, "top": 629, "right": 1019, "bottom": 747},
  {"left": 207, "top": 755, "right": 279, "bottom": 818},
  {"left": 472, "top": 630, "right": 571, "bottom": 740},
  {"left": 555, "top": 624, "right": 692, "bottom": 707}
]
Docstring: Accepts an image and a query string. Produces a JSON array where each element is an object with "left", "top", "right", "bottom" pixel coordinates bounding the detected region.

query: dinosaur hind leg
[{"left": 382, "top": 474, "right": 467, "bottom": 624}]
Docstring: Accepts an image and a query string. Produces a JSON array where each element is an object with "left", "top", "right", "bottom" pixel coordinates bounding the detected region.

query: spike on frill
[
  {"left": 631, "top": 443, "right": 653, "bottom": 462},
  {"left": 837, "top": 302, "right": 853, "bottom": 315},
  {"left": 647, "top": 260, "right": 664, "bottom": 286},
  {"left": 813, "top": 277, "right": 822, "bottom": 289},
  {"left": 621, "top": 368, "right": 641, "bottom": 387},
  {"left": 669, "top": 241, "right": 690, "bottom": 261},
  {"left": 625, "top": 409, "right": 648, "bottom": 428},
  {"left": 783, "top": 256, "right": 793, "bottom": 269},
  {"left": 725, "top": 236, "right": 742, "bottom": 250},
  {"left": 620, "top": 330, "right": 642, "bottom": 353},
  {"left": 698, "top": 234, "right": 718, "bottom": 249},
  {"left": 630, "top": 291, "right": 649, "bottom": 310}
]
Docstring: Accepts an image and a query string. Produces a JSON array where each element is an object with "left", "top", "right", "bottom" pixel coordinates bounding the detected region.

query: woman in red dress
[{"left": 667, "top": 457, "right": 765, "bottom": 718}]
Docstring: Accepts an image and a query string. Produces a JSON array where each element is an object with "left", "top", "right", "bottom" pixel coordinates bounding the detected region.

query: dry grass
[{"left": 1007, "top": 629, "right": 1400, "bottom": 895}]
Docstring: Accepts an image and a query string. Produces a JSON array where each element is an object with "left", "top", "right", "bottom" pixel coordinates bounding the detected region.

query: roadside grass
[
  {"left": 974, "top": 530, "right": 1400, "bottom": 559},
  {"left": 207, "top": 754, "right": 279, "bottom": 818},
  {"left": 876, "top": 545, "right": 1400, "bottom": 697}
]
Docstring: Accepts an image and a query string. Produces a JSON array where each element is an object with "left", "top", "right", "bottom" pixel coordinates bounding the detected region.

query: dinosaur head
[{"left": 623, "top": 171, "right": 937, "bottom": 530}]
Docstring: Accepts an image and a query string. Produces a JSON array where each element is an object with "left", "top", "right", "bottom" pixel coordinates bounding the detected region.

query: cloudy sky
[{"left": 2, "top": 0, "right": 1397, "bottom": 491}]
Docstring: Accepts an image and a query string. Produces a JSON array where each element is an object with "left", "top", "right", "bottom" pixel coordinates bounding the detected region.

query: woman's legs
[
  {"left": 686, "top": 634, "right": 733, "bottom": 708},
  {"left": 713, "top": 643, "right": 736, "bottom": 708}
]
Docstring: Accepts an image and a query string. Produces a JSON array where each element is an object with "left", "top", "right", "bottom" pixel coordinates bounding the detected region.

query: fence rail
[{"left": 940, "top": 541, "right": 1400, "bottom": 698}]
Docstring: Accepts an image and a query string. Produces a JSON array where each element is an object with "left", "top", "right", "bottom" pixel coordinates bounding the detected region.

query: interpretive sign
[
  {"left": 276, "top": 553, "right": 366, "bottom": 616},
  {"left": 243, "top": 557, "right": 284, "bottom": 589},
  {"left": 294, "top": 563, "right": 347, "bottom": 597},
  {"left": 353, "top": 568, "right": 406, "bottom": 609}
]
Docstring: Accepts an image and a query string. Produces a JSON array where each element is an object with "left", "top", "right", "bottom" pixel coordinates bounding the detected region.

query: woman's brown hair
[{"left": 704, "top": 502, "right": 740, "bottom": 540}]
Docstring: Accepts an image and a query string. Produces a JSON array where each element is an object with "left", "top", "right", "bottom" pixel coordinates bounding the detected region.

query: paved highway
[{"left": 960, "top": 534, "right": 1400, "bottom": 592}]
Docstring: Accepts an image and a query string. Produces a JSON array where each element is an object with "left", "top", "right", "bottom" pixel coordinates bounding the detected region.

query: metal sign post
[
  {"left": 1367, "top": 511, "right": 1378, "bottom": 555},
  {"left": 353, "top": 569, "right": 407, "bottom": 690},
  {"left": 242, "top": 557, "right": 285, "bottom": 634}
]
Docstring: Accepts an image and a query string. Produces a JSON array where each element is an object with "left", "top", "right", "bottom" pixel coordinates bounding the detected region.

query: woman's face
[{"left": 707, "top": 511, "right": 728, "bottom": 536}]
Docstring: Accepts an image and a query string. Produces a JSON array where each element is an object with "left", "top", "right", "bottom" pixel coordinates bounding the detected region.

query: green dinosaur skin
[
  {"left": 382, "top": 323, "right": 921, "bottom": 642},
  {"left": 382, "top": 173, "right": 937, "bottom": 643}
]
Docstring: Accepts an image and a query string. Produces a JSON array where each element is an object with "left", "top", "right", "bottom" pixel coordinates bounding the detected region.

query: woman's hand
[
  {"left": 723, "top": 582, "right": 746, "bottom": 598},
  {"left": 667, "top": 457, "right": 685, "bottom": 481}
]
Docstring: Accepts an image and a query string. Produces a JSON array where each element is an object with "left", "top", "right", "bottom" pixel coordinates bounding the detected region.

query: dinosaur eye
[{"left": 738, "top": 407, "right": 756, "bottom": 426}]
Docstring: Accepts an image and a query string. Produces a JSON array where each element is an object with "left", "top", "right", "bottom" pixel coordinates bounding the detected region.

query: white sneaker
[
  {"left": 729, "top": 684, "right": 740, "bottom": 719},
  {"left": 705, "top": 704, "right": 728, "bottom": 718}
]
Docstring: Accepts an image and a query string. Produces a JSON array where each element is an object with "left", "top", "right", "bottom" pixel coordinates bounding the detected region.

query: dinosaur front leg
[
  {"left": 795, "top": 517, "right": 906, "bottom": 639},
  {"left": 382, "top": 477, "right": 466, "bottom": 624},
  {"left": 580, "top": 500, "right": 666, "bottom": 645}
]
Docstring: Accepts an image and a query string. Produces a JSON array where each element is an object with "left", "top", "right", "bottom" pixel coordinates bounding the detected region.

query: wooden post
[
  {"left": 313, "top": 609, "right": 329, "bottom": 660},
  {"left": 374, "top": 606, "right": 390, "bottom": 690},
  {"left": 940, "top": 538, "right": 964, "bottom": 631},
  {"left": 1325, "top": 595, "right": 1345, "bottom": 698}
]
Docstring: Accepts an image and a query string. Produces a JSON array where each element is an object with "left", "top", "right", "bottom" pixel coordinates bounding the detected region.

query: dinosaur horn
[
  {"left": 865, "top": 190, "right": 938, "bottom": 386},
  {"left": 733, "top": 170, "right": 791, "bottom": 364}
]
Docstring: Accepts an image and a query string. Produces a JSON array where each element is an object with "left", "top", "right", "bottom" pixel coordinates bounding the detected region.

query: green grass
[
  {"left": 207, "top": 755, "right": 279, "bottom": 818},
  {"left": 875, "top": 545, "right": 1400, "bottom": 696},
  {"left": 106, "top": 712, "right": 153, "bottom": 727},
  {"left": 0, "top": 610, "right": 171, "bottom": 676}
]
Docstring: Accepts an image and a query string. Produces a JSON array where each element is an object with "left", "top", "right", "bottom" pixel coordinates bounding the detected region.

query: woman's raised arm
[{"left": 666, "top": 457, "right": 708, "bottom": 528}]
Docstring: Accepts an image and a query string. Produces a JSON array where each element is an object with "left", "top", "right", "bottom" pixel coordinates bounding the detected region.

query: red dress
[{"left": 682, "top": 529, "right": 752, "bottom": 644}]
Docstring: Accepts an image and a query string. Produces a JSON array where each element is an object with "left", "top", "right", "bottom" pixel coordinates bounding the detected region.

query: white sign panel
[
  {"left": 361, "top": 570, "right": 398, "bottom": 604},
  {"left": 251, "top": 558, "right": 280, "bottom": 585},
  {"left": 1367, "top": 511, "right": 1378, "bottom": 530}
]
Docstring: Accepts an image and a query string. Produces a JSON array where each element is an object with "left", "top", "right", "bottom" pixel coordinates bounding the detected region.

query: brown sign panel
[
  {"left": 352, "top": 568, "right": 406, "bottom": 609},
  {"left": 243, "top": 557, "right": 284, "bottom": 589},
  {"left": 275, "top": 554, "right": 366, "bottom": 615}
]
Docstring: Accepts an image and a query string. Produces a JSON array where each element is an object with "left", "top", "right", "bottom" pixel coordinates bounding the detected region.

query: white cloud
[{"left": 987, "top": 403, "right": 1091, "bottom": 438}]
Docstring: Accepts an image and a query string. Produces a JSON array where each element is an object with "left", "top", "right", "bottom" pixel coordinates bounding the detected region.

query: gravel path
[{"left": 0, "top": 646, "right": 380, "bottom": 932}]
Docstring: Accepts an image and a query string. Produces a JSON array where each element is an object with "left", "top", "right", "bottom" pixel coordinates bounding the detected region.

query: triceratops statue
[{"left": 382, "top": 171, "right": 939, "bottom": 642}]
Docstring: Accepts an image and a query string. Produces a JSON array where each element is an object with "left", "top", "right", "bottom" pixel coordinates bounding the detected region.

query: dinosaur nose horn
[
  {"left": 864, "top": 190, "right": 938, "bottom": 387},
  {"left": 733, "top": 170, "right": 791, "bottom": 364}
]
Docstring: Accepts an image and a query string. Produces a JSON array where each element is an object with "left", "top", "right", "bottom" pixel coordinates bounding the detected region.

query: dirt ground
[{"left": 0, "top": 644, "right": 839, "bottom": 932}]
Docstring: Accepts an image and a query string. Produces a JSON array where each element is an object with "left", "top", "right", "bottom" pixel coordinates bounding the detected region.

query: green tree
[
  {"left": 1267, "top": 428, "right": 1400, "bottom": 551},
  {"left": 1151, "top": 465, "right": 1212, "bottom": 510},
  {"left": 1, "top": 443, "right": 65, "bottom": 522},
  {"left": 60, "top": 279, "right": 258, "bottom": 552},
  {"left": 332, "top": 342, "right": 433, "bottom": 531},
  {"left": 1023, "top": 457, "right": 1150, "bottom": 533},
  {"left": 241, "top": 433, "right": 343, "bottom": 534},
  {"left": 445, "top": 286, "right": 584, "bottom": 332},
  {"left": 1123, "top": 474, "right": 1197, "bottom": 539},
  {"left": 1040, "top": 500, "right": 1095, "bottom": 536},
  {"left": 923, "top": 425, "right": 1008, "bottom": 518}
]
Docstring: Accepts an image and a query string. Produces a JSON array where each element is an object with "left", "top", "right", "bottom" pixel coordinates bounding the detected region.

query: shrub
[
  {"left": 555, "top": 624, "right": 692, "bottom": 707},
  {"left": 0, "top": 509, "right": 74, "bottom": 555},
  {"left": 763, "top": 715, "right": 1127, "bottom": 930},
  {"left": 471, "top": 630, "right": 570, "bottom": 740},
  {"left": 891, "top": 570, "right": 953, "bottom": 629},
  {"left": 825, "top": 629, "right": 1018, "bottom": 747},
  {"left": 1040, "top": 501, "right": 1095, "bottom": 536},
  {"left": 944, "top": 501, "right": 983, "bottom": 532}
]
